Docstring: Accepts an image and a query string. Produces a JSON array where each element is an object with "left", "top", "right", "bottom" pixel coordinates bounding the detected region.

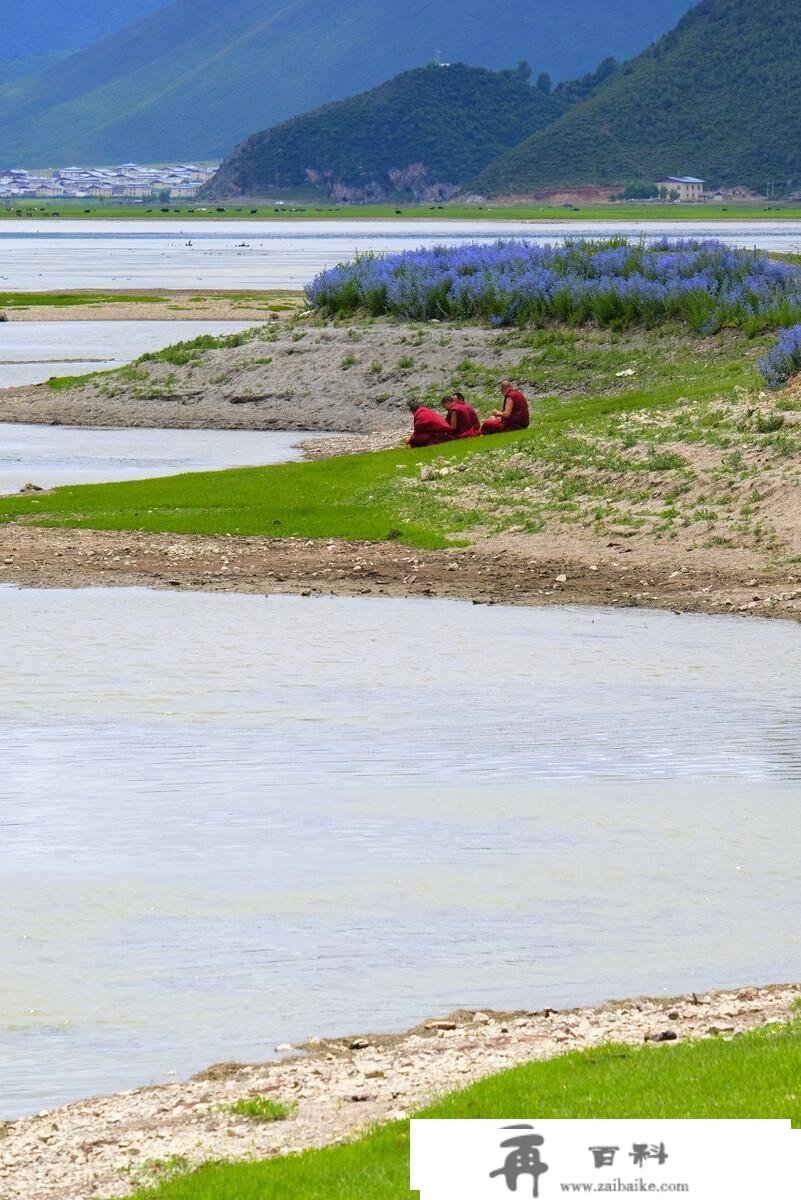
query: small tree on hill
[{"left": 623, "top": 181, "right": 660, "bottom": 200}]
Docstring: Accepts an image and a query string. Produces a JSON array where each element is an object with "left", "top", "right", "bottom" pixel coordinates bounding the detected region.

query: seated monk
[
  {"left": 443, "top": 391, "right": 481, "bottom": 438},
  {"left": 481, "top": 380, "right": 530, "bottom": 435},
  {"left": 406, "top": 399, "right": 455, "bottom": 447}
]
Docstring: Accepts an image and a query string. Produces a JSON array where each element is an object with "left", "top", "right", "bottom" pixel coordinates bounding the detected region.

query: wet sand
[
  {"left": 1, "top": 983, "right": 797, "bottom": 1200},
  {"left": 0, "top": 523, "right": 798, "bottom": 623}
]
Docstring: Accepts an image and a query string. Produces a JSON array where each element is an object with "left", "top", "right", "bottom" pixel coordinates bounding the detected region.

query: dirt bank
[
  {"left": 0, "top": 320, "right": 538, "bottom": 432},
  {"left": 1, "top": 524, "right": 799, "bottom": 622},
  {"left": 1, "top": 983, "right": 797, "bottom": 1200}
]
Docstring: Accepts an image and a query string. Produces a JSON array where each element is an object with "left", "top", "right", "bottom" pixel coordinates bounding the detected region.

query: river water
[
  {"left": 2, "top": 592, "right": 800, "bottom": 1118},
  {"left": 2, "top": 218, "right": 801, "bottom": 291},
  {"left": 0, "top": 424, "right": 320, "bottom": 492},
  {"left": 0, "top": 319, "right": 255, "bottom": 388}
]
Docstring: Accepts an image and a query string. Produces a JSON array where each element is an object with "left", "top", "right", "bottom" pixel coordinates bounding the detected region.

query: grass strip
[
  {"left": 129, "top": 1019, "right": 801, "bottom": 1199},
  {"left": 0, "top": 293, "right": 162, "bottom": 308},
  {"left": 5, "top": 203, "right": 801, "bottom": 222}
]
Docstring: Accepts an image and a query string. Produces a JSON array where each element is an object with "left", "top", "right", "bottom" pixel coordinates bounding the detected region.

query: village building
[
  {"left": 656, "top": 175, "right": 705, "bottom": 202},
  {"left": 0, "top": 161, "right": 218, "bottom": 200}
]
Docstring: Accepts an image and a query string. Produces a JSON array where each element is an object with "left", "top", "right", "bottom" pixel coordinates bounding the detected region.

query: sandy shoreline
[
  {"left": 0, "top": 523, "right": 799, "bottom": 624},
  {"left": 2, "top": 983, "right": 798, "bottom": 1200}
]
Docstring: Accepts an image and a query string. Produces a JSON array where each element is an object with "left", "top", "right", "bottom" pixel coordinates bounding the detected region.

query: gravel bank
[
  {"left": 1, "top": 984, "right": 797, "bottom": 1200},
  {"left": 0, "top": 321, "right": 531, "bottom": 432}
]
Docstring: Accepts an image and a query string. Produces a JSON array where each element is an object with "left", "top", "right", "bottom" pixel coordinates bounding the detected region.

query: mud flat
[
  {"left": 1, "top": 524, "right": 800, "bottom": 623},
  {"left": 1, "top": 984, "right": 797, "bottom": 1200}
]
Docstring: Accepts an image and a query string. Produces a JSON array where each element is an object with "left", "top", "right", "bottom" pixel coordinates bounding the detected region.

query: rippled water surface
[
  {"left": 2, "top": 219, "right": 801, "bottom": 290},
  {"left": 2, "top": 591, "right": 800, "bottom": 1117},
  {"left": 0, "top": 319, "right": 255, "bottom": 388},
  {"left": 0, "top": 423, "right": 321, "bottom": 492}
]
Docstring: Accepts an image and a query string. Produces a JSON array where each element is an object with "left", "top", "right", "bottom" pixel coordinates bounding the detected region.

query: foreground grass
[
  {"left": 129, "top": 1021, "right": 801, "bottom": 1199},
  {"left": 0, "top": 332, "right": 758, "bottom": 548}
]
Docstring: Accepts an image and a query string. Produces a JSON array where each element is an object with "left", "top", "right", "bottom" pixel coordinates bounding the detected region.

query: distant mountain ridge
[
  {"left": 0, "top": 0, "right": 693, "bottom": 167},
  {"left": 2, "top": 0, "right": 165, "bottom": 59},
  {"left": 474, "top": 0, "right": 801, "bottom": 195},
  {"left": 0, "top": 52, "right": 72, "bottom": 88},
  {"left": 208, "top": 63, "right": 567, "bottom": 202}
]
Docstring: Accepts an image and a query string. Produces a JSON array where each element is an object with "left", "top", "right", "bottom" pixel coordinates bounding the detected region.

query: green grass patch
[
  {"left": 0, "top": 292, "right": 161, "bottom": 308},
  {"left": 138, "top": 331, "right": 255, "bottom": 367},
  {"left": 46, "top": 329, "right": 262, "bottom": 390},
  {"left": 226, "top": 1097, "right": 295, "bottom": 1123},
  {"left": 48, "top": 364, "right": 149, "bottom": 391},
  {"left": 130, "top": 1020, "right": 801, "bottom": 1200}
]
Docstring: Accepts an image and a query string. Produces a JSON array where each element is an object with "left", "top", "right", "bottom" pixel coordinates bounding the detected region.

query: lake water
[
  {"left": 2, "top": 592, "right": 800, "bottom": 1118},
  {"left": 2, "top": 219, "right": 801, "bottom": 291},
  {"left": 0, "top": 424, "right": 321, "bottom": 493},
  {"left": 0, "top": 319, "right": 255, "bottom": 388}
]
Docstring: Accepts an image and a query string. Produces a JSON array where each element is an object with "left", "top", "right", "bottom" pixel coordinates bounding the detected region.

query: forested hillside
[
  {"left": 0, "top": 0, "right": 692, "bottom": 166},
  {"left": 474, "top": 0, "right": 801, "bottom": 195},
  {"left": 208, "top": 64, "right": 566, "bottom": 201}
]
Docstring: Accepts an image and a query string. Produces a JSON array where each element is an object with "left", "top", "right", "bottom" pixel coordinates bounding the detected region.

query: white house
[{"left": 656, "top": 176, "right": 705, "bottom": 202}]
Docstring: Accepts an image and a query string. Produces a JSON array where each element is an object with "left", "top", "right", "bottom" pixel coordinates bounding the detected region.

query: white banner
[{"left": 411, "top": 1120, "right": 801, "bottom": 1198}]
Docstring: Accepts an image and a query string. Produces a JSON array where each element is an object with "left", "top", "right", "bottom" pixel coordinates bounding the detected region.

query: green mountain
[
  {"left": 474, "top": 0, "right": 801, "bottom": 196},
  {"left": 208, "top": 64, "right": 567, "bottom": 202},
  {"left": 0, "top": 0, "right": 692, "bottom": 167}
]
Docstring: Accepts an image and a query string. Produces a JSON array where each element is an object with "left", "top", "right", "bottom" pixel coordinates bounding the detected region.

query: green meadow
[
  {"left": 3, "top": 200, "right": 800, "bottom": 222},
  {"left": 0, "top": 325, "right": 760, "bottom": 549}
]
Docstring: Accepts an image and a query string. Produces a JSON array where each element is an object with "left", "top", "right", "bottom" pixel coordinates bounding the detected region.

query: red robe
[
  {"left": 481, "top": 389, "right": 530, "bottom": 435},
  {"left": 408, "top": 406, "right": 454, "bottom": 447},
  {"left": 448, "top": 400, "right": 481, "bottom": 438}
]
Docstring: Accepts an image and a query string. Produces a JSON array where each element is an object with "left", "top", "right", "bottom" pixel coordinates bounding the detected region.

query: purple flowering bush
[
  {"left": 307, "top": 238, "right": 801, "bottom": 333},
  {"left": 757, "top": 324, "right": 801, "bottom": 388}
]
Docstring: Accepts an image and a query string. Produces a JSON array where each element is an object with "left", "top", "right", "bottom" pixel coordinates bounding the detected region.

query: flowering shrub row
[
  {"left": 307, "top": 238, "right": 801, "bottom": 333},
  {"left": 757, "top": 323, "right": 801, "bottom": 388}
]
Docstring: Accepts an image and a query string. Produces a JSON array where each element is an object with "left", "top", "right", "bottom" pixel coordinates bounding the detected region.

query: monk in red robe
[
  {"left": 481, "top": 380, "right": 530, "bottom": 435},
  {"left": 406, "top": 399, "right": 455, "bottom": 447},
  {"left": 443, "top": 392, "right": 481, "bottom": 438}
]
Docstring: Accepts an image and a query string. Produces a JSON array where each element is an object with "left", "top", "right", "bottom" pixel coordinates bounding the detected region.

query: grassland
[
  {"left": 0, "top": 323, "right": 781, "bottom": 558},
  {"left": 2, "top": 200, "right": 798, "bottom": 221},
  {"left": 129, "top": 1018, "right": 801, "bottom": 1200}
]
